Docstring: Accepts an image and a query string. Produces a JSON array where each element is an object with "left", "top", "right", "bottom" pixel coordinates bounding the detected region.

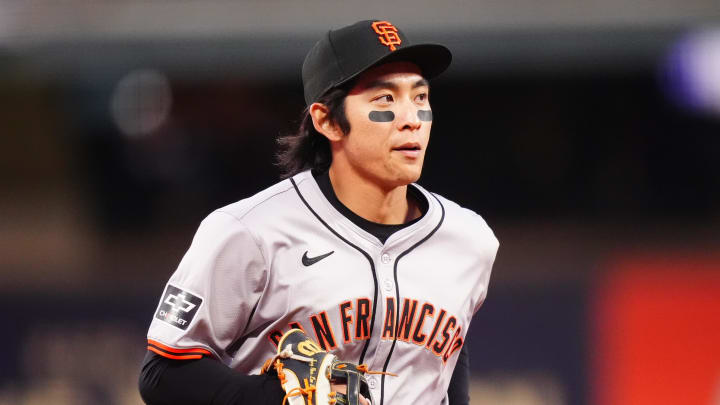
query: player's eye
[
  {"left": 374, "top": 94, "right": 394, "bottom": 103},
  {"left": 415, "top": 93, "right": 428, "bottom": 103}
]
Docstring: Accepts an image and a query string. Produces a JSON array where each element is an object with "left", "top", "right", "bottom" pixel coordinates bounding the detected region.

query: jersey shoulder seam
[
  {"left": 211, "top": 181, "right": 297, "bottom": 296},
  {"left": 428, "top": 191, "right": 498, "bottom": 242},
  {"left": 216, "top": 179, "right": 296, "bottom": 222},
  {"left": 211, "top": 211, "right": 269, "bottom": 269}
]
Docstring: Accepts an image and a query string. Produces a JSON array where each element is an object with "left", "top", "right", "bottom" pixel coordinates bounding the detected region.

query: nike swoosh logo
[{"left": 302, "top": 250, "right": 334, "bottom": 266}]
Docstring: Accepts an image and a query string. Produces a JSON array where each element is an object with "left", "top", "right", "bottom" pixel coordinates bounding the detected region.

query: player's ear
[{"left": 309, "top": 102, "right": 343, "bottom": 142}]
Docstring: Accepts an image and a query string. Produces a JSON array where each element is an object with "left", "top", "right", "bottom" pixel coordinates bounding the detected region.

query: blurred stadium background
[{"left": 2, "top": 1, "right": 720, "bottom": 404}]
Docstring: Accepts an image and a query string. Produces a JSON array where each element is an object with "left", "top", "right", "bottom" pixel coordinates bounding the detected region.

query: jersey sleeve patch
[
  {"left": 147, "top": 339, "right": 212, "bottom": 360},
  {"left": 154, "top": 284, "right": 203, "bottom": 330}
]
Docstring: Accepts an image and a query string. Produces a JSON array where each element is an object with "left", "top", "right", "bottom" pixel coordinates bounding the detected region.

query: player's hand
[{"left": 331, "top": 382, "right": 371, "bottom": 405}]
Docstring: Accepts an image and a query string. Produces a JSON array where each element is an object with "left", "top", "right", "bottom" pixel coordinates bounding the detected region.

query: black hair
[{"left": 276, "top": 87, "right": 351, "bottom": 178}]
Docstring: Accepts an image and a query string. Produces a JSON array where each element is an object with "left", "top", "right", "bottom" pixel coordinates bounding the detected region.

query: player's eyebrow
[
  {"left": 412, "top": 79, "right": 429, "bottom": 89},
  {"left": 363, "top": 78, "right": 429, "bottom": 92}
]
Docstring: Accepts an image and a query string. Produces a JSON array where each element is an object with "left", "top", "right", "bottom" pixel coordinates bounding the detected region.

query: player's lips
[{"left": 392, "top": 142, "right": 422, "bottom": 158}]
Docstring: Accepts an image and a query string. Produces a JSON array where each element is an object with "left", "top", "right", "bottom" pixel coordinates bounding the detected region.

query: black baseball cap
[{"left": 302, "top": 20, "right": 452, "bottom": 105}]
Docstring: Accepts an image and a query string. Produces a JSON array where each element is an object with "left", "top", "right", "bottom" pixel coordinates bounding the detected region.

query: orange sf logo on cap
[{"left": 372, "top": 21, "right": 402, "bottom": 51}]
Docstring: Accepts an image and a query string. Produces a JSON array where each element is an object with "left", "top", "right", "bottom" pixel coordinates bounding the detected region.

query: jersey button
[
  {"left": 383, "top": 278, "right": 394, "bottom": 292},
  {"left": 368, "top": 376, "right": 377, "bottom": 389},
  {"left": 381, "top": 253, "right": 391, "bottom": 264}
]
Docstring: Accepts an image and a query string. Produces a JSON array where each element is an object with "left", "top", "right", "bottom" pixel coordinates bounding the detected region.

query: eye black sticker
[
  {"left": 369, "top": 111, "right": 395, "bottom": 122},
  {"left": 417, "top": 110, "right": 433, "bottom": 121},
  {"left": 155, "top": 284, "right": 203, "bottom": 330}
]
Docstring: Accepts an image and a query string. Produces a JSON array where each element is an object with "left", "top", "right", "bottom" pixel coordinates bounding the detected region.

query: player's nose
[{"left": 396, "top": 102, "right": 422, "bottom": 131}]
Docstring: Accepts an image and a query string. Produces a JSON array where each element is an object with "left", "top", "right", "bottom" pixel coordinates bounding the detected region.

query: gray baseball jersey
[{"left": 146, "top": 170, "right": 498, "bottom": 405}]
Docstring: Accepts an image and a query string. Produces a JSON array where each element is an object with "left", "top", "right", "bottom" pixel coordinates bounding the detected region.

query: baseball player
[{"left": 139, "top": 20, "right": 498, "bottom": 405}]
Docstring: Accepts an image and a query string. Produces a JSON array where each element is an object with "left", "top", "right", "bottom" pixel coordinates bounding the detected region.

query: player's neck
[{"left": 328, "top": 166, "right": 420, "bottom": 225}]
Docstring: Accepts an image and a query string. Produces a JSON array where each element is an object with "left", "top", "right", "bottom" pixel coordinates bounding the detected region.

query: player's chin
[{"left": 394, "top": 162, "right": 424, "bottom": 185}]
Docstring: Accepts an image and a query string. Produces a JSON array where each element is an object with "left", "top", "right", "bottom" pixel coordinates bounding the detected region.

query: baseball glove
[{"left": 261, "top": 329, "right": 390, "bottom": 405}]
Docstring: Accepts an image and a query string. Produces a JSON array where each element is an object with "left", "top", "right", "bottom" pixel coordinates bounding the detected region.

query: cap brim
[{"left": 334, "top": 43, "right": 452, "bottom": 90}]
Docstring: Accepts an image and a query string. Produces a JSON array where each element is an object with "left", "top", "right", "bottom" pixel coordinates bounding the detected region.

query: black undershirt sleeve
[
  {"left": 138, "top": 351, "right": 285, "bottom": 405},
  {"left": 446, "top": 343, "right": 470, "bottom": 405}
]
